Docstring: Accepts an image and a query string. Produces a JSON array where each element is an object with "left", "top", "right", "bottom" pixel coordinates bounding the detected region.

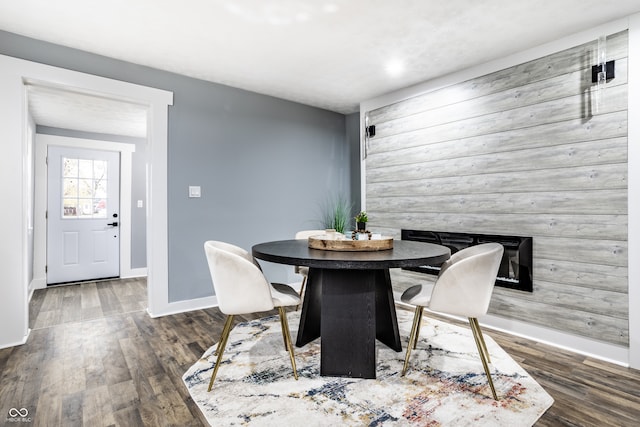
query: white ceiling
[
  {"left": 26, "top": 84, "right": 149, "bottom": 138},
  {"left": 3, "top": 0, "right": 640, "bottom": 136}
]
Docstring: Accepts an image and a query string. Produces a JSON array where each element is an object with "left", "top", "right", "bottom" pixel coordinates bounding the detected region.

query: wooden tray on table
[{"left": 308, "top": 235, "right": 393, "bottom": 251}]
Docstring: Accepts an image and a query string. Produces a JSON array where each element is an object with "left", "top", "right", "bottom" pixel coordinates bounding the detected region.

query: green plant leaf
[{"left": 319, "top": 194, "right": 353, "bottom": 234}]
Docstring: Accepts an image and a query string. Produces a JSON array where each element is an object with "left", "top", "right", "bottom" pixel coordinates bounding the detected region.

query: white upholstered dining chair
[
  {"left": 400, "top": 242, "right": 504, "bottom": 400},
  {"left": 203, "top": 240, "right": 300, "bottom": 391},
  {"left": 294, "top": 229, "right": 326, "bottom": 309}
]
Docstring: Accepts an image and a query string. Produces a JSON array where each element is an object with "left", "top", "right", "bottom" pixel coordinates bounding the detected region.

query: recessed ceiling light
[
  {"left": 385, "top": 60, "right": 405, "bottom": 77},
  {"left": 295, "top": 12, "right": 310, "bottom": 22},
  {"left": 323, "top": 4, "right": 339, "bottom": 14}
]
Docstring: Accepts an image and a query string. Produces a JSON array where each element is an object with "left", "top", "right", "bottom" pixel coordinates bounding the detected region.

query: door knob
[{"left": 107, "top": 222, "right": 119, "bottom": 227}]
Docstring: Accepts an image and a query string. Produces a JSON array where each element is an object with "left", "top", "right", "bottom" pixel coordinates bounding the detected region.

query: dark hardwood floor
[{"left": 0, "top": 278, "right": 638, "bottom": 426}]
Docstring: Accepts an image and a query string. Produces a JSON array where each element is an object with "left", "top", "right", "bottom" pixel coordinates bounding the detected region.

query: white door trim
[
  {"left": 627, "top": 12, "right": 640, "bottom": 369},
  {"left": 0, "top": 53, "right": 172, "bottom": 349},
  {"left": 33, "top": 134, "right": 136, "bottom": 289}
]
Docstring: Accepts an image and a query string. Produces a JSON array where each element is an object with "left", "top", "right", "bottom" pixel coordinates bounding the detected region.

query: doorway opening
[
  {"left": 1, "top": 54, "right": 173, "bottom": 348},
  {"left": 34, "top": 133, "right": 139, "bottom": 288},
  {"left": 21, "top": 73, "right": 171, "bottom": 318}
]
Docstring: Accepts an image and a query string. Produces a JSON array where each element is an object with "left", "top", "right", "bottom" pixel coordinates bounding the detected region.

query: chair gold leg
[
  {"left": 278, "top": 307, "right": 298, "bottom": 380},
  {"left": 470, "top": 317, "right": 491, "bottom": 363},
  {"left": 208, "top": 315, "right": 234, "bottom": 392},
  {"left": 296, "top": 276, "right": 307, "bottom": 311},
  {"left": 402, "top": 306, "right": 423, "bottom": 376},
  {"left": 413, "top": 308, "right": 423, "bottom": 350},
  {"left": 214, "top": 313, "right": 234, "bottom": 356},
  {"left": 469, "top": 317, "right": 498, "bottom": 400},
  {"left": 278, "top": 308, "right": 288, "bottom": 350}
]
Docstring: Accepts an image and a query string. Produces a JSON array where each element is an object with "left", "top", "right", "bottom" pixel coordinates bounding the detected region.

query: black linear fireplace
[{"left": 401, "top": 229, "right": 533, "bottom": 292}]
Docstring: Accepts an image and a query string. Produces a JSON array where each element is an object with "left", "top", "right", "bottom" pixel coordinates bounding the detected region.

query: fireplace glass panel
[{"left": 401, "top": 230, "right": 533, "bottom": 292}]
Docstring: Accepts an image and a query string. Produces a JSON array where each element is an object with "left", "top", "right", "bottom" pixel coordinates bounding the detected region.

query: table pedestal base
[{"left": 295, "top": 268, "right": 402, "bottom": 379}]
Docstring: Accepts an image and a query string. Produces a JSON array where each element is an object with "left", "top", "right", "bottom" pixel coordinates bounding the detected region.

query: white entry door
[{"left": 47, "top": 146, "right": 121, "bottom": 284}]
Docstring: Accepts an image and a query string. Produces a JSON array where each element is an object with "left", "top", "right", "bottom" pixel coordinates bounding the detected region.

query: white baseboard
[
  {"left": 29, "top": 277, "right": 46, "bottom": 291},
  {"left": 481, "top": 312, "right": 629, "bottom": 367},
  {"left": 0, "top": 328, "right": 30, "bottom": 350},
  {"left": 121, "top": 268, "right": 147, "bottom": 278},
  {"left": 147, "top": 295, "right": 218, "bottom": 318},
  {"left": 395, "top": 298, "right": 629, "bottom": 367},
  {"left": 29, "top": 272, "right": 146, "bottom": 292},
  {"left": 145, "top": 286, "right": 629, "bottom": 367}
]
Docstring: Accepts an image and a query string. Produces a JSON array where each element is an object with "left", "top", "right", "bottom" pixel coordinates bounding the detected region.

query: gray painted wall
[{"left": 1, "top": 30, "right": 356, "bottom": 302}]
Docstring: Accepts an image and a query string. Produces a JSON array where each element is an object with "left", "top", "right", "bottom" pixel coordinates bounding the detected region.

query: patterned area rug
[{"left": 183, "top": 310, "right": 553, "bottom": 426}]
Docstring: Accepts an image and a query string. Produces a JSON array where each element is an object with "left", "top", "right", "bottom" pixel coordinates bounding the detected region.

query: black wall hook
[
  {"left": 591, "top": 60, "right": 615, "bottom": 83},
  {"left": 366, "top": 125, "right": 376, "bottom": 138}
]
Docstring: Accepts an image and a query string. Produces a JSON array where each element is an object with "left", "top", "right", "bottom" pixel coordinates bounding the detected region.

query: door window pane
[
  {"left": 63, "top": 158, "right": 78, "bottom": 177},
  {"left": 79, "top": 178, "right": 94, "bottom": 198},
  {"left": 63, "top": 199, "right": 78, "bottom": 217},
  {"left": 94, "top": 160, "right": 107, "bottom": 178},
  {"left": 61, "top": 156, "right": 109, "bottom": 219},
  {"left": 78, "top": 159, "right": 93, "bottom": 178},
  {"left": 63, "top": 178, "right": 78, "bottom": 198}
]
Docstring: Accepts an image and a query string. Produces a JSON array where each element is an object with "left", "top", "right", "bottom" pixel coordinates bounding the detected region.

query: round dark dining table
[{"left": 253, "top": 239, "right": 450, "bottom": 379}]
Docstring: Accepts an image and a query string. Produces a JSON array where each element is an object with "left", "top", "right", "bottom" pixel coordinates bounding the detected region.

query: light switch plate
[
  {"left": 189, "top": 186, "right": 201, "bottom": 198},
  {"left": 137, "top": 200, "right": 144, "bottom": 208}
]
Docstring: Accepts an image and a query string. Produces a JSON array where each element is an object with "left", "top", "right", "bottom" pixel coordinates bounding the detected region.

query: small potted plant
[
  {"left": 320, "top": 194, "right": 352, "bottom": 234},
  {"left": 355, "top": 211, "right": 368, "bottom": 231}
]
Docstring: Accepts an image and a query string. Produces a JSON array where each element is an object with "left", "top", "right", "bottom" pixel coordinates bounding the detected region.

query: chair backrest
[
  {"left": 429, "top": 243, "right": 504, "bottom": 318},
  {"left": 204, "top": 241, "right": 275, "bottom": 315},
  {"left": 205, "top": 239, "right": 263, "bottom": 270}
]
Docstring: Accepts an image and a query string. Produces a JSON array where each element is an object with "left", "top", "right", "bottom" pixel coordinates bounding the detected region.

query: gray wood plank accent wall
[{"left": 365, "top": 31, "right": 629, "bottom": 346}]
